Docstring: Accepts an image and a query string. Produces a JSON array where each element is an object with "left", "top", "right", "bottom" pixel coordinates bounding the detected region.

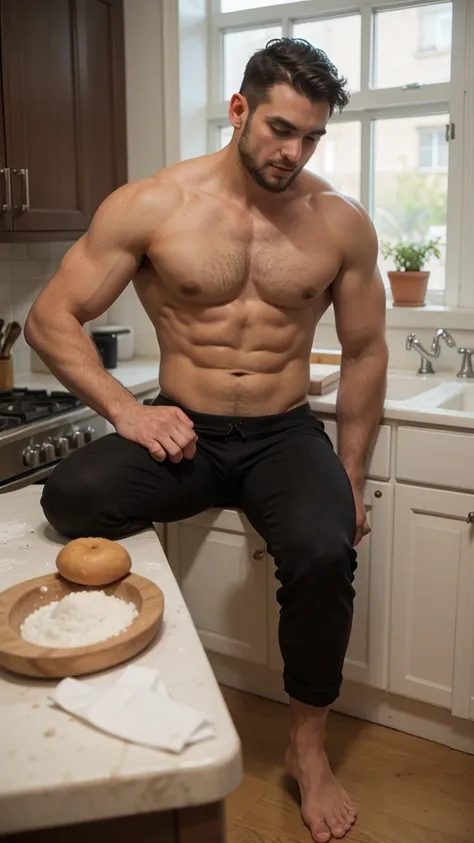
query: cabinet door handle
[
  {"left": 467, "top": 512, "right": 474, "bottom": 523},
  {"left": 13, "top": 168, "right": 30, "bottom": 212},
  {"left": 253, "top": 548, "right": 266, "bottom": 560},
  {"left": 0, "top": 168, "right": 11, "bottom": 211}
]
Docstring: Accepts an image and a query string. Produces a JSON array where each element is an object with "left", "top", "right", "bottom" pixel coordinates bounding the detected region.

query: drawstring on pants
[{"left": 224, "top": 421, "right": 246, "bottom": 442}]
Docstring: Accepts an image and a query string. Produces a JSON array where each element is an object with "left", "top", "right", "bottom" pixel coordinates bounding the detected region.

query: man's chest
[{"left": 146, "top": 199, "right": 342, "bottom": 308}]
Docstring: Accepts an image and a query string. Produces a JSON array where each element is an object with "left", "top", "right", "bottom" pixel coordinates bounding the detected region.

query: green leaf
[{"left": 380, "top": 237, "right": 441, "bottom": 271}]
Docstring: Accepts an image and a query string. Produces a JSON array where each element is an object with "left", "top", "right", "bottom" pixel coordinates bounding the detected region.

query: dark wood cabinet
[
  {"left": 0, "top": 0, "right": 127, "bottom": 241},
  {"left": 0, "top": 36, "right": 12, "bottom": 234}
]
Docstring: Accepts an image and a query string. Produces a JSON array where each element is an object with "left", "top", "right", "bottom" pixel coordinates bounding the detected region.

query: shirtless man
[{"left": 25, "top": 38, "right": 388, "bottom": 843}]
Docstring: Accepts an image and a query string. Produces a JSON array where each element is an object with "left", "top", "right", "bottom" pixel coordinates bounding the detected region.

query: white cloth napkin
[{"left": 50, "top": 665, "right": 216, "bottom": 753}]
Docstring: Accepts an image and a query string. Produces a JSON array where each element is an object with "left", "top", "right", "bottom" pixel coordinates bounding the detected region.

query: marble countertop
[
  {"left": 15, "top": 357, "right": 160, "bottom": 398},
  {"left": 0, "top": 487, "right": 242, "bottom": 835}
]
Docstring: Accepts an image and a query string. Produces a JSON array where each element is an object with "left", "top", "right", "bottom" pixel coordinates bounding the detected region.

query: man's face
[{"left": 235, "top": 84, "right": 330, "bottom": 193}]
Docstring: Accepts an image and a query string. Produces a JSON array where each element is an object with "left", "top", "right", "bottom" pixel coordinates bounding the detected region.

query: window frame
[{"left": 207, "top": 0, "right": 473, "bottom": 309}]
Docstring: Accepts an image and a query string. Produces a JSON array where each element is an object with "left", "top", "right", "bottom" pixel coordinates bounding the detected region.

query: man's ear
[{"left": 228, "top": 93, "right": 249, "bottom": 130}]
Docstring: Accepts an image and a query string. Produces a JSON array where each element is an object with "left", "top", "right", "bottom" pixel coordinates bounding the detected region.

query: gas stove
[
  {"left": 0, "top": 388, "right": 83, "bottom": 431},
  {"left": 0, "top": 387, "right": 108, "bottom": 492}
]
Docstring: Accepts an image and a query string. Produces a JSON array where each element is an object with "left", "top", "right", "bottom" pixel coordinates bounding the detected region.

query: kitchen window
[
  {"left": 207, "top": 0, "right": 473, "bottom": 307},
  {"left": 418, "top": 126, "right": 449, "bottom": 170},
  {"left": 418, "top": 3, "right": 452, "bottom": 52}
]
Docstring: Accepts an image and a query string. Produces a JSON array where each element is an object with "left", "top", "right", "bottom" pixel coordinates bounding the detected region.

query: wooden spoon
[{"left": 0, "top": 321, "right": 21, "bottom": 357}]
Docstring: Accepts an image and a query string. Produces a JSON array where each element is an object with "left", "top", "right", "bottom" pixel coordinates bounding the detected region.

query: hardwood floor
[{"left": 221, "top": 686, "right": 474, "bottom": 843}]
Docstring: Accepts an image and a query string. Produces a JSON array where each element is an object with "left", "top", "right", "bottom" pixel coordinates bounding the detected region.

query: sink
[
  {"left": 385, "top": 374, "right": 441, "bottom": 402},
  {"left": 437, "top": 386, "right": 474, "bottom": 413}
]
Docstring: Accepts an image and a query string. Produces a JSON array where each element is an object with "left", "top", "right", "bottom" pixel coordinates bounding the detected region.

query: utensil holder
[{"left": 0, "top": 356, "right": 13, "bottom": 391}]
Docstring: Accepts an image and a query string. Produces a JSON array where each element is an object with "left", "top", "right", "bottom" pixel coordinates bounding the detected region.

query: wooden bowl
[{"left": 0, "top": 573, "right": 164, "bottom": 679}]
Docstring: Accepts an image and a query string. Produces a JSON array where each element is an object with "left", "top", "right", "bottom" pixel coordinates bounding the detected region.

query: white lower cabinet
[
  {"left": 164, "top": 475, "right": 474, "bottom": 723},
  {"left": 389, "top": 483, "right": 474, "bottom": 718},
  {"left": 153, "top": 522, "right": 166, "bottom": 549},
  {"left": 267, "top": 480, "right": 393, "bottom": 691},
  {"left": 344, "top": 480, "right": 393, "bottom": 689},
  {"left": 166, "top": 509, "right": 268, "bottom": 665}
]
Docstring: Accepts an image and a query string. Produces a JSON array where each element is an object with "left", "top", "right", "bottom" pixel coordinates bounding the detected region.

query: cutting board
[
  {"left": 308, "top": 363, "right": 340, "bottom": 395},
  {"left": 310, "top": 347, "right": 342, "bottom": 365}
]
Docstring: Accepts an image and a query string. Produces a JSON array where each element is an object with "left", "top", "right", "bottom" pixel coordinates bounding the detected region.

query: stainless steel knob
[
  {"left": 23, "top": 444, "right": 41, "bottom": 468},
  {"left": 41, "top": 440, "right": 55, "bottom": 461},
  {"left": 467, "top": 512, "right": 474, "bottom": 523},
  {"left": 54, "top": 436, "right": 69, "bottom": 457},
  {"left": 84, "top": 425, "right": 95, "bottom": 443},
  {"left": 68, "top": 430, "right": 85, "bottom": 448},
  {"left": 253, "top": 548, "right": 266, "bottom": 560}
]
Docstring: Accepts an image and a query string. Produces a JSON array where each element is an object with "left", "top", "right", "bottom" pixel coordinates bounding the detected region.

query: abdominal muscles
[{"left": 149, "top": 297, "right": 316, "bottom": 415}]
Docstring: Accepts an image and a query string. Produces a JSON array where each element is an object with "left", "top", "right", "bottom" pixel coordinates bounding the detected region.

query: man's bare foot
[{"left": 285, "top": 743, "right": 357, "bottom": 842}]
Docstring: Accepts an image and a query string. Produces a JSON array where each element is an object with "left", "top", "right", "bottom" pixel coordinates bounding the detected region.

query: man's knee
[
  {"left": 277, "top": 526, "right": 357, "bottom": 588},
  {"left": 41, "top": 459, "right": 110, "bottom": 538}
]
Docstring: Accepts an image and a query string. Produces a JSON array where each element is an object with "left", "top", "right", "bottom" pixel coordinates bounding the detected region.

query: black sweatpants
[{"left": 41, "top": 394, "right": 358, "bottom": 707}]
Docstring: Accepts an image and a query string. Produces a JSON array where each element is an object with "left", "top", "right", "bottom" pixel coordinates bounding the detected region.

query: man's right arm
[{"left": 25, "top": 179, "right": 157, "bottom": 425}]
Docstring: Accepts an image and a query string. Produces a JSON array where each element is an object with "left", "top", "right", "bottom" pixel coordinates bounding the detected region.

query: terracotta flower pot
[{"left": 387, "top": 270, "right": 430, "bottom": 307}]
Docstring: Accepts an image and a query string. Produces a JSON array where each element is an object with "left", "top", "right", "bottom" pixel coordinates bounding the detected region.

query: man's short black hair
[{"left": 240, "top": 37, "right": 350, "bottom": 116}]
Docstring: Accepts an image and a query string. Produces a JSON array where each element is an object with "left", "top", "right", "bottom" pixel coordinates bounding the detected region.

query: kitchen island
[{"left": 0, "top": 486, "right": 242, "bottom": 841}]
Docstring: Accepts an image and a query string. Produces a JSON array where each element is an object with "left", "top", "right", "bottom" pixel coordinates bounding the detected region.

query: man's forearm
[
  {"left": 25, "top": 310, "right": 139, "bottom": 426},
  {"left": 336, "top": 343, "right": 388, "bottom": 488}
]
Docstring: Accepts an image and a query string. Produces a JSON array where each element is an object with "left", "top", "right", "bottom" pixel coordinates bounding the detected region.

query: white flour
[
  {"left": 20, "top": 591, "right": 138, "bottom": 648},
  {"left": 0, "top": 521, "right": 34, "bottom": 545}
]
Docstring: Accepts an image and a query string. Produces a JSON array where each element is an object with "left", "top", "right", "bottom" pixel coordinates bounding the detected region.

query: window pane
[
  {"left": 420, "top": 6, "right": 452, "bottom": 51},
  {"left": 293, "top": 15, "right": 361, "bottom": 94},
  {"left": 306, "top": 122, "right": 361, "bottom": 201},
  {"left": 223, "top": 26, "right": 282, "bottom": 100},
  {"left": 221, "top": 0, "right": 299, "bottom": 11},
  {"left": 373, "top": 114, "right": 449, "bottom": 292},
  {"left": 374, "top": 3, "right": 452, "bottom": 89}
]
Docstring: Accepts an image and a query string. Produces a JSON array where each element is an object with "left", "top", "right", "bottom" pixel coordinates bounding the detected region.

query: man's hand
[
  {"left": 115, "top": 404, "right": 198, "bottom": 463},
  {"left": 352, "top": 485, "right": 370, "bottom": 546}
]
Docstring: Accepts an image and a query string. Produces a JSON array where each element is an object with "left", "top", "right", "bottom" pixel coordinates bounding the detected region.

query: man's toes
[
  {"left": 312, "top": 824, "right": 332, "bottom": 843},
  {"left": 329, "top": 823, "right": 347, "bottom": 840},
  {"left": 345, "top": 800, "right": 357, "bottom": 817},
  {"left": 343, "top": 807, "right": 357, "bottom": 825}
]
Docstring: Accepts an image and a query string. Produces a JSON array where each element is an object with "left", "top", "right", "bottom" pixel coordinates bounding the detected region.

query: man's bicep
[
  {"left": 332, "top": 224, "right": 386, "bottom": 358},
  {"left": 30, "top": 183, "right": 150, "bottom": 325}
]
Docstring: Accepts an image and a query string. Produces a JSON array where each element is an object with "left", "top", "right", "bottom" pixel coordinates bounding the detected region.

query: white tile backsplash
[
  {"left": 0, "top": 240, "right": 159, "bottom": 378},
  {"left": 104, "top": 283, "right": 159, "bottom": 358},
  {"left": 314, "top": 321, "right": 474, "bottom": 375},
  {"left": 0, "top": 242, "right": 74, "bottom": 376}
]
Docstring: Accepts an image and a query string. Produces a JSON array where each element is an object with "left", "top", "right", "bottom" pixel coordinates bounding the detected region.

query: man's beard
[{"left": 237, "top": 122, "right": 301, "bottom": 193}]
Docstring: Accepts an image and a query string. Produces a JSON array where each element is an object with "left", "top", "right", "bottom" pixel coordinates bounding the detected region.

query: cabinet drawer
[
  {"left": 396, "top": 426, "right": 474, "bottom": 491},
  {"left": 321, "top": 418, "right": 391, "bottom": 481}
]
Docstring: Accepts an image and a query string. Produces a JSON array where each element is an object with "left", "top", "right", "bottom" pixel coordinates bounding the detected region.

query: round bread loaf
[{"left": 56, "top": 537, "right": 131, "bottom": 586}]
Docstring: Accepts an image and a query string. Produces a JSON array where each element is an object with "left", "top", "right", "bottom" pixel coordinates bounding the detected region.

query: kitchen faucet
[{"left": 406, "top": 328, "right": 456, "bottom": 374}]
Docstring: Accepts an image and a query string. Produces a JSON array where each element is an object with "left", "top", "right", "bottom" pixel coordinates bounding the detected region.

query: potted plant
[{"left": 381, "top": 238, "right": 441, "bottom": 307}]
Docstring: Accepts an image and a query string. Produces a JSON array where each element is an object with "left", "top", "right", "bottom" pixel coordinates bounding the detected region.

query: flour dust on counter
[{"left": 0, "top": 522, "right": 35, "bottom": 544}]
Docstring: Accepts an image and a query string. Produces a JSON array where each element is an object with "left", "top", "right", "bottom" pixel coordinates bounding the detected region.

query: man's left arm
[{"left": 331, "top": 202, "right": 389, "bottom": 545}]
